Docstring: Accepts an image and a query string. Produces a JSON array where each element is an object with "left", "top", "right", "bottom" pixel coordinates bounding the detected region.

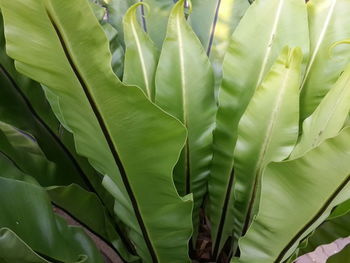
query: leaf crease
[{"left": 45, "top": 9, "right": 158, "bottom": 263}]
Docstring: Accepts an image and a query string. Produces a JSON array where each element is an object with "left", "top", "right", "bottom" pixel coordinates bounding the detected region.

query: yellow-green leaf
[
  {"left": 123, "top": 3, "right": 159, "bottom": 101},
  {"left": 155, "top": 0, "right": 216, "bottom": 239},
  {"left": 0, "top": 0, "right": 193, "bottom": 261},
  {"left": 208, "top": 0, "right": 309, "bottom": 256},
  {"left": 292, "top": 62, "right": 350, "bottom": 158},
  {"left": 232, "top": 47, "right": 302, "bottom": 252},
  {"left": 300, "top": 0, "right": 350, "bottom": 121},
  {"left": 237, "top": 128, "right": 350, "bottom": 263}
]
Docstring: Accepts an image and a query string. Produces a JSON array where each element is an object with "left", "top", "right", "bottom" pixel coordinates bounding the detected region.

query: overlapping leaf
[
  {"left": 208, "top": 0, "right": 309, "bottom": 256},
  {"left": 0, "top": 22, "right": 89, "bottom": 188},
  {"left": 0, "top": 229, "right": 49, "bottom": 263},
  {"left": 155, "top": 0, "right": 216, "bottom": 238},
  {"left": 237, "top": 128, "right": 350, "bottom": 263},
  {"left": 0, "top": 129, "right": 135, "bottom": 263},
  {"left": 0, "top": 122, "right": 57, "bottom": 186},
  {"left": 48, "top": 184, "right": 139, "bottom": 263},
  {"left": 0, "top": 0, "right": 193, "bottom": 262},
  {"left": 123, "top": 3, "right": 159, "bottom": 101},
  {"left": 0, "top": 176, "right": 104, "bottom": 263},
  {"left": 105, "top": 0, "right": 174, "bottom": 48},
  {"left": 292, "top": 62, "right": 350, "bottom": 158},
  {"left": 142, "top": 0, "right": 175, "bottom": 48},
  {"left": 299, "top": 211, "right": 350, "bottom": 258},
  {"left": 189, "top": 0, "right": 249, "bottom": 89},
  {"left": 231, "top": 47, "right": 302, "bottom": 255},
  {"left": 300, "top": 0, "right": 350, "bottom": 121}
]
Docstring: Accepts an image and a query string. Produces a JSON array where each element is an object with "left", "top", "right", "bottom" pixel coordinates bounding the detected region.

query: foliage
[{"left": 0, "top": 0, "right": 350, "bottom": 262}]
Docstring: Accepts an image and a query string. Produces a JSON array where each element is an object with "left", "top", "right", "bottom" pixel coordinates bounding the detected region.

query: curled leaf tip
[
  {"left": 126, "top": 2, "right": 150, "bottom": 19},
  {"left": 328, "top": 39, "right": 350, "bottom": 62}
]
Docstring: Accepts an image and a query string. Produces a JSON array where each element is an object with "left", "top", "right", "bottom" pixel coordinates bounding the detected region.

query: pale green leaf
[
  {"left": 105, "top": 0, "right": 174, "bottom": 48},
  {"left": 155, "top": 0, "right": 216, "bottom": 238},
  {"left": 189, "top": 0, "right": 249, "bottom": 55},
  {"left": 0, "top": 21, "right": 89, "bottom": 188},
  {"left": 292, "top": 62, "right": 350, "bottom": 158},
  {"left": 208, "top": 0, "right": 309, "bottom": 256},
  {"left": 231, "top": 47, "right": 302, "bottom": 254},
  {"left": 142, "top": 0, "right": 174, "bottom": 48},
  {"left": 300, "top": 0, "right": 350, "bottom": 120},
  {"left": 189, "top": 0, "right": 250, "bottom": 90},
  {"left": 237, "top": 128, "right": 350, "bottom": 263},
  {"left": 123, "top": 3, "right": 159, "bottom": 101},
  {"left": 0, "top": 0, "right": 193, "bottom": 262}
]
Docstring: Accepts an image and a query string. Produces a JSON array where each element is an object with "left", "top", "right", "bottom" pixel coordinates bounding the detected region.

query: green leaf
[
  {"left": 0, "top": 144, "right": 122, "bottom": 262},
  {"left": 102, "top": 22, "right": 125, "bottom": 79},
  {"left": 155, "top": 0, "right": 216, "bottom": 238},
  {"left": 142, "top": 0, "right": 175, "bottom": 48},
  {"left": 237, "top": 128, "right": 350, "bottom": 263},
  {"left": 188, "top": 0, "right": 218, "bottom": 50},
  {"left": 123, "top": 3, "right": 159, "bottom": 101},
  {"left": 104, "top": 0, "right": 136, "bottom": 46},
  {"left": 0, "top": 21, "right": 91, "bottom": 188},
  {"left": 47, "top": 184, "right": 140, "bottom": 263},
  {"left": 0, "top": 0, "right": 193, "bottom": 262},
  {"left": 300, "top": 0, "right": 350, "bottom": 121},
  {"left": 87, "top": 0, "right": 126, "bottom": 78},
  {"left": 0, "top": 228, "right": 50, "bottom": 263},
  {"left": 230, "top": 47, "right": 302, "bottom": 255},
  {"left": 0, "top": 17, "right": 59, "bottom": 132},
  {"left": 189, "top": 0, "right": 250, "bottom": 88},
  {"left": 0, "top": 176, "right": 104, "bottom": 263},
  {"left": 33, "top": 90, "right": 119, "bottom": 223},
  {"left": 329, "top": 198, "right": 350, "bottom": 220},
  {"left": 0, "top": 121, "right": 57, "bottom": 186},
  {"left": 53, "top": 126, "right": 117, "bottom": 211},
  {"left": 0, "top": 122, "right": 133, "bottom": 261},
  {"left": 105, "top": 0, "right": 174, "bottom": 48},
  {"left": 291, "top": 62, "right": 350, "bottom": 158},
  {"left": 0, "top": 152, "right": 128, "bottom": 261},
  {"left": 0, "top": 154, "right": 39, "bottom": 184},
  {"left": 89, "top": 0, "right": 106, "bottom": 22},
  {"left": 208, "top": 0, "right": 309, "bottom": 256}
]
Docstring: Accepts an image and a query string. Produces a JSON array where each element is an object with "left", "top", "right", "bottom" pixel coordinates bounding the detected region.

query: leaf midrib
[
  {"left": 176, "top": 11, "right": 191, "bottom": 194},
  {"left": 130, "top": 14, "right": 151, "bottom": 98},
  {"left": 255, "top": 0, "right": 284, "bottom": 86},
  {"left": 212, "top": 0, "right": 285, "bottom": 254},
  {"left": 242, "top": 62, "right": 292, "bottom": 235},
  {"left": 0, "top": 64, "right": 93, "bottom": 190},
  {"left": 45, "top": 8, "right": 158, "bottom": 263},
  {"left": 300, "top": 0, "right": 337, "bottom": 89}
]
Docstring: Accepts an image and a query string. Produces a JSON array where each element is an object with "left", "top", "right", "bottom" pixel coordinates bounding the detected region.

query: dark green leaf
[{"left": 0, "top": 176, "right": 104, "bottom": 263}]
